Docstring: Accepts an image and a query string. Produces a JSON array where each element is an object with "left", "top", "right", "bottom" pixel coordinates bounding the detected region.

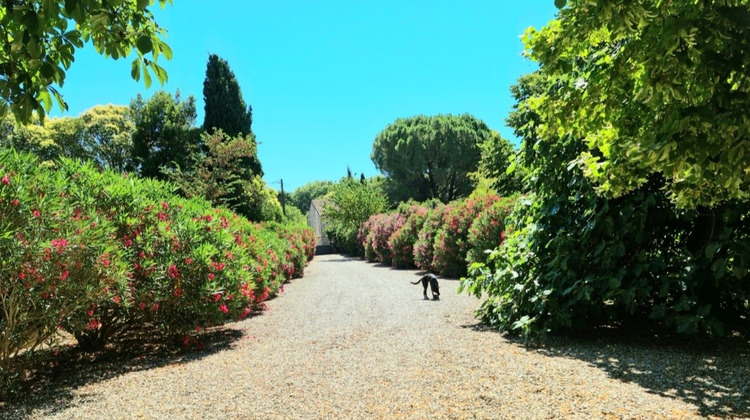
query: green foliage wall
[{"left": 460, "top": 68, "right": 749, "bottom": 337}]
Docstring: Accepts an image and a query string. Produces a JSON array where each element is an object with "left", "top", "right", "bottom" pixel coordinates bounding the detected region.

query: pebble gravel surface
[{"left": 3, "top": 254, "right": 748, "bottom": 419}]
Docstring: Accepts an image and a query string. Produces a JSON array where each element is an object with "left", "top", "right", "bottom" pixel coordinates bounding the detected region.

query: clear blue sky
[{"left": 52, "top": 1, "right": 558, "bottom": 192}]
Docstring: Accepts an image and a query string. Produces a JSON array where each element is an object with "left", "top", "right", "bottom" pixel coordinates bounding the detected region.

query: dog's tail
[{"left": 410, "top": 279, "right": 422, "bottom": 285}]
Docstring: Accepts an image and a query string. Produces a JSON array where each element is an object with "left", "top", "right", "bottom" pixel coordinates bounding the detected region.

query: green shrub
[{"left": 370, "top": 212, "right": 406, "bottom": 265}]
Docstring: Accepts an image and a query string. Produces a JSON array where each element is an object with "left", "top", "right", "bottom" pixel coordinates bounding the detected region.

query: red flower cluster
[{"left": 51, "top": 238, "right": 68, "bottom": 254}]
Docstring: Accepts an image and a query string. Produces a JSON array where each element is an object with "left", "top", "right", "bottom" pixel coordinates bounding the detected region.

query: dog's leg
[{"left": 431, "top": 278, "right": 440, "bottom": 300}]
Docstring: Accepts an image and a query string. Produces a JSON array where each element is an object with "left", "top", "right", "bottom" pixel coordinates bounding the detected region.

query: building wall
[{"left": 307, "top": 201, "right": 331, "bottom": 254}]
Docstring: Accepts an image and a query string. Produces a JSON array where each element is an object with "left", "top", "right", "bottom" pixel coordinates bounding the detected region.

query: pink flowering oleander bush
[
  {"left": 0, "top": 150, "right": 314, "bottom": 394},
  {"left": 413, "top": 204, "right": 446, "bottom": 273},
  {"left": 389, "top": 204, "right": 429, "bottom": 269},
  {"left": 359, "top": 216, "right": 379, "bottom": 262},
  {"left": 371, "top": 212, "right": 406, "bottom": 266},
  {"left": 357, "top": 196, "right": 511, "bottom": 277},
  {"left": 466, "top": 197, "right": 516, "bottom": 266},
  {"left": 432, "top": 195, "right": 500, "bottom": 278}
]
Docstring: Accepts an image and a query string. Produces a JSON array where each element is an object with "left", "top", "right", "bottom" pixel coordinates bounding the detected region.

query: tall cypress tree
[
  {"left": 202, "top": 54, "right": 253, "bottom": 138},
  {"left": 202, "top": 53, "right": 262, "bottom": 176}
]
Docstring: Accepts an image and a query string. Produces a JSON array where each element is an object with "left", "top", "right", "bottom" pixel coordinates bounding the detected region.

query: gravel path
[{"left": 4, "top": 254, "right": 749, "bottom": 419}]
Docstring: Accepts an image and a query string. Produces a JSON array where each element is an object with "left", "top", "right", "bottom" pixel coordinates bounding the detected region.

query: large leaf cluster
[
  {"left": 460, "top": 71, "right": 749, "bottom": 336},
  {"left": 526, "top": 0, "right": 750, "bottom": 208},
  {"left": 0, "top": 0, "right": 173, "bottom": 123}
]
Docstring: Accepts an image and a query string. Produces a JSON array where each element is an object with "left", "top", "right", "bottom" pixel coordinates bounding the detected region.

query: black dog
[{"left": 411, "top": 273, "right": 440, "bottom": 300}]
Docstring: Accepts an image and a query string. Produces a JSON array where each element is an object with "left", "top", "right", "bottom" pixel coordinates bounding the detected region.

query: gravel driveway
[{"left": 4, "top": 254, "right": 748, "bottom": 419}]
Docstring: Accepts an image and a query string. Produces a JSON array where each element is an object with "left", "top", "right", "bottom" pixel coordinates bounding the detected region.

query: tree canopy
[
  {"left": 77, "top": 104, "right": 135, "bottom": 172},
  {"left": 371, "top": 114, "right": 491, "bottom": 204},
  {"left": 167, "top": 129, "right": 280, "bottom": 222},
  {"left": 323, "top": 177, "right": 388, "bottom": 256},
  {"left": 476, "top": 130, "right": 524, "bottom": 196},
  {"left": 527, "top": 0, "right": 750, "bottom": 208},
  {"left": 1, "top": 104, "right": 135, "bottom": 171},
  {"left": 290, "top": 180, "right": 335, "bottom": 214},
  {"left": 0, "top": 0, "right": 173, "bottom": 123},
  {"left": 130, "top": 90, "right": 199, "bottom": 179}
]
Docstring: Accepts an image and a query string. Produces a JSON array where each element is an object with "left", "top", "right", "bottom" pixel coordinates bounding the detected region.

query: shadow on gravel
[
  {"left": 2, "top": 326, "right": 244, "bottom": 417},
  {"left": 463, "top": 322, "right": 749, "bottom": 418},
  {"left": 318, "top": 255, "right": 363, "bottom": 263}
]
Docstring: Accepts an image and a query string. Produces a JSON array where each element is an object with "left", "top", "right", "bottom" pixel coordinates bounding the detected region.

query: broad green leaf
[
  {"left": 37, "top": 89, "right": 53, "bottom": 112},
  {"left": 130, "top": 58, "right": 141, "bottom": 81},
  {"left": 27, "top": 38, "right": 42, "bottom": 59},
  {"left": 142, "top": 62, "right": 152, "bottom": 88},
  {"left": 136, "top": 35, "right": 153, "bottom": 54},
  {"left": 40, "top": 62, "right": 55, "bottom": 79},
  {"left": 150, "top": 62, "right": 168, "bottom": 84},
  {"left": 159, "top": 41, "right": 173, "bottom": 60}
]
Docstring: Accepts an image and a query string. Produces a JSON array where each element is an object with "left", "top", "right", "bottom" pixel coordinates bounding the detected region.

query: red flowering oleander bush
[
  {"left": 300, "top": 226, "right": 316, "bottom": 262},
  {"left": 0, "top": 150, "right": 314, "bottom": 391},
  {"left": 0, "top": 152, "right": 129, "bottom": 370},
  {"left": 413, "top": 204, "right": 446, "bottom": 273},
  {"left": 389, "top": 204, "right": 429, "bottom": 269},
  {"left": 466, "top": 197, "right": 516, "bottom": 266}
]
